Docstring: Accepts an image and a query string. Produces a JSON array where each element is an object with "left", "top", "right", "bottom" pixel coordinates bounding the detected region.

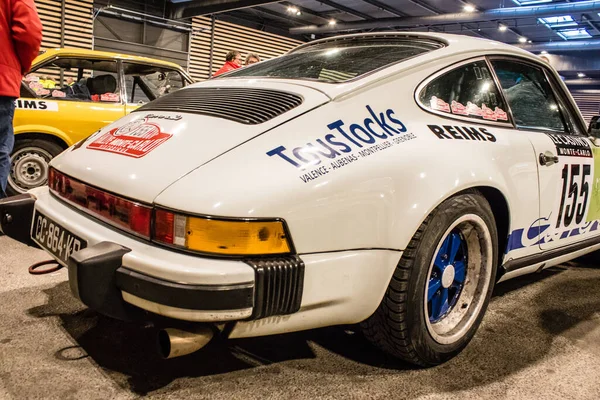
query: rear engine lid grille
[{"left": 135, "top": 87, "right": 304, "bottom": 125}]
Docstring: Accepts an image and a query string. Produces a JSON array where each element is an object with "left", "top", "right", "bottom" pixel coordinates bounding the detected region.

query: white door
[{"left": 491, "top": 58, "right": 600, "bottom": 252}]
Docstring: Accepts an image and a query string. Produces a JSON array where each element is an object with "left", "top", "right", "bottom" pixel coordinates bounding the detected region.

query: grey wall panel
[{"left": 94, "top": 38, "right": 189, "bottom": 67}]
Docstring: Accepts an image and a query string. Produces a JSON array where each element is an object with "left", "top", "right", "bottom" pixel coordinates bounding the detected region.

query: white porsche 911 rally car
[{"left": 2, "top": 32, "right": 599, "bottom": 366}]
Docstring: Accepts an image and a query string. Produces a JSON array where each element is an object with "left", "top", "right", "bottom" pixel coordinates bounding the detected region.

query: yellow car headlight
[{"left": 154, "top": 209, "right": 292, "bottom": 256}]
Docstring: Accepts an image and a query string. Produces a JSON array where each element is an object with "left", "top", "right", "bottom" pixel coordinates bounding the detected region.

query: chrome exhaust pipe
[{"left": 158, "top": 326, "right": 214, "bottom": 359}]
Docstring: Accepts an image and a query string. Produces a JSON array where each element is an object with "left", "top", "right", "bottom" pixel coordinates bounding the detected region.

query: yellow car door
[{"left": 14, "top": 98, "right": 125, "bottom": 146}]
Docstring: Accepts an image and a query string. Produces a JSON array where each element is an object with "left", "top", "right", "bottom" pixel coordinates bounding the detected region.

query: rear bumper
[
  {"left": 2, "top": 188, "right": 405, "bottom": 338},
  {"left": 2, "top": 188, "right": 304, "bottom": 323},
  {"left": 68, "top": 241, "right": 255, "bottom": 321}
]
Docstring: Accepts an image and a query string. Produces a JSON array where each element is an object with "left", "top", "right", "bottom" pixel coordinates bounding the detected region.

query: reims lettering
[
  {"left": 428, "top": 124, "right": 496, "bottom": 142},
  {"left": 15, "top": 99, "right": 48, "bottom": 110}
]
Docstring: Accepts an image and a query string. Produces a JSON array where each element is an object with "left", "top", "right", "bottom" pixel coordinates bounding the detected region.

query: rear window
[{"left": 224, "top": 37, "right": 444, "bottom": 83}]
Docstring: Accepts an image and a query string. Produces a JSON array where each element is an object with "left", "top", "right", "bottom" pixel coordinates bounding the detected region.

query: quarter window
[
  {"left": 123, "top": 63, "right": 186, "bottom": 104},
  {"left": 491, "top": 60, "right": 566, "bottom": 132},
  {"left": 419, "top": 61, "right": 509, "bottom": 123}
]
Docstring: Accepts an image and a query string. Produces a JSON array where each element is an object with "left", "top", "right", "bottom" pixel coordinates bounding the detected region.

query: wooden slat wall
[
  {"left": 189, "top": 17, "right": 213, "bottom": 81},
  {"left": 34, "top": 0, "right": 93, "bottom": 51},
  {"left": 569, "top": 89, "right": 600, "bottom": 124},
  {"left": 64, "top": 0, "right": 93, "bottom": 49},
  {"left": 35, "top": 0, "right": 62, "bottom": 50},
  {"left": 34, "top": 2, "right": 299, "bottom": 81},
  {"left": 190, "top": 16, "right": 303, "bottom": 81}
]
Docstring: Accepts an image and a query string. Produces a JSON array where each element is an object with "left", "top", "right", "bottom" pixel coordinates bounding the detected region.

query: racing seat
[{"left": 86, "top": 74, "right": 117, "bottom": 95}]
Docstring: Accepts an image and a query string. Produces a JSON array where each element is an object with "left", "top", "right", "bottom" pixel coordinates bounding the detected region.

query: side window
[
  {"left": 491, "top": 60, "right": 566, "bottom": 132},
  {"left": 123, "top": 63, "right": 186, "bottom": 105},
  {"left": 419, "top": 61, "right": 509, "bottom": 123},
  {"left": 23, "top": 58, "right": 120, "bottom": 102}
]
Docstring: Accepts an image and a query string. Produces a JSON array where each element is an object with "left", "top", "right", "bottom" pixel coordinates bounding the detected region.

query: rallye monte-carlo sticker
[
  {"left": 265, "top": 105, "right": 416, "bottom": 183},
  {"left": 87, "top": 117, "right": 173, "bottom": 158},
  {"left": 506, "top": 134, "right": 600, "bottom": 254}
]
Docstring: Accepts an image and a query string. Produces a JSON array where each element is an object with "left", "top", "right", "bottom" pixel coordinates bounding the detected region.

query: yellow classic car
[{"left": 10, "top": 48, "right": 193, "bottom": 195}]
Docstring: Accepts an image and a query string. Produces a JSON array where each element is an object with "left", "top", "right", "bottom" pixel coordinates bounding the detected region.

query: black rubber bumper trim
[
  {"left": 115, "top": 268, "right": 255, "bottom": 311},
  {"left": 245, "top": 256, "right": 305, "bottom": 319},
  {"left": 0, "top": 194, "right": 36, "bottom": 246}
]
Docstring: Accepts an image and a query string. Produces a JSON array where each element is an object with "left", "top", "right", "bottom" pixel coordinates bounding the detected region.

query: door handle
[{"left": 539, "top": 151, "right": 559, "bottom": 166}]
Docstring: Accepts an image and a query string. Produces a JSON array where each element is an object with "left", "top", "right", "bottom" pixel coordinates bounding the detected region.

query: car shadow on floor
[{"left": 26, "top": 265, "right": 600, "bottom": 396}]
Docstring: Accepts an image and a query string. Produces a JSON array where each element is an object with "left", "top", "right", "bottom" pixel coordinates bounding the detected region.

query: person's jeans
[{"left": 0, "top": 97, "right": 16, "bottom": 199}]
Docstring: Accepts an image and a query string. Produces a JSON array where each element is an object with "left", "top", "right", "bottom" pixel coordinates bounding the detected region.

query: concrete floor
[{"left": 1, "top": 235, "right": 600, "bottom": 400}]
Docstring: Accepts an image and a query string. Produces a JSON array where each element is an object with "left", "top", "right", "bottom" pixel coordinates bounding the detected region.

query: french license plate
[{"left": 31, "top": 210, "right": 87, "bottom": 266}]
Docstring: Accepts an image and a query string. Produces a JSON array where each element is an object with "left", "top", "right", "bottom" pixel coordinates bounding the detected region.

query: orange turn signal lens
[
  {"left": 153, "top": 210, "right": 291, "bottom": 256},
  {"left": 186, "top": 217, "right": 290, "bottom": 255}
]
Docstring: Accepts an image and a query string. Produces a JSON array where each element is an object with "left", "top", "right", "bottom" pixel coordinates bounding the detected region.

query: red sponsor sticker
[
  {"left": 87, "top": 118, "right": 172, "bottom": 158},
  {"left": 481, "top": 104, "right": 497, "bottom": 121},
  {"left": 100, "top": 92, "right": 120, "bottom": 102},
  {"left": 494, "top": 107, "right": 508, "bottom": 121},
  {"left": 451, "top": 101, "right": 469, "bottom": 116},
  {"left": 430, "top": 96, "right": 450, "bottom": 113},
  {"left": 466, "top": 101, "right": 483, "bottom": 117}
]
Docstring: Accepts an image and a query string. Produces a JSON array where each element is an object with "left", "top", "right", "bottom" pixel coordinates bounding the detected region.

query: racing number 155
[{"left": 556, "top": 164, "right": 591, "bottom": 228}]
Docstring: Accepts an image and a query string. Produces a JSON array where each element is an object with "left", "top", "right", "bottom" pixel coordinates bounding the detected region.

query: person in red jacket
[
  {"left": 0, "top": 0, "right": 42, "bottom": 198},
  {"left": 213, "top": 50, "right": 242, "bottom": 77}
]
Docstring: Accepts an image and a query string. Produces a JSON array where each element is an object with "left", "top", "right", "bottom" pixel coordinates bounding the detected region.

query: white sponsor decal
[{"left": 14, "top": 99, "right": 59, "bottom": 111}]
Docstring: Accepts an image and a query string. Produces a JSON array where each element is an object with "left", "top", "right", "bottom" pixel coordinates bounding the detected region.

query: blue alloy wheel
[
  {"left": 424, "top": 214, "right": 494, "bottom": 345},
  {"left": 428, "top": 230, "right": 467, "bottom": 322}
]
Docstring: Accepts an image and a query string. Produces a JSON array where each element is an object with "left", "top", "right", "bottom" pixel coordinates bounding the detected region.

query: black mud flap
[
  {"left": 68, "top": 241, "right": 144, "bottom": 321},
  {"left": 0, "top": 194, "right": 36, "bottom": 246}
]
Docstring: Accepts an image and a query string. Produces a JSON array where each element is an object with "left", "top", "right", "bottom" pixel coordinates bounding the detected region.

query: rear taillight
[
  {"left": 48, "top": 168, "right": 292, "bottom": 255},
  {"left": 154, "top": 209, "right": 186, "bottom": 246},
  {"left": 49, "top": 167, "right": 152, "bottom": 238}
]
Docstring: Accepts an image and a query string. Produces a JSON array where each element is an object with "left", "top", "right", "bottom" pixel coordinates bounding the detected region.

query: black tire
[
  {"left": 361, "top": 190, "right": 498, "bottom": 366},
  {"left": 7, "top": 138, "right": 64, "bottom": 196}
]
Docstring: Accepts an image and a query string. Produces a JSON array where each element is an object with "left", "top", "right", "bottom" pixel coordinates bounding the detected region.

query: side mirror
[{"left": 588, "top": 116, "right": 600, "bottom": 138}]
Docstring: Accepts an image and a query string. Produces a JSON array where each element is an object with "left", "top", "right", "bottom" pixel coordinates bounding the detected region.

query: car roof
[
  {"left": 291, "top": 31, "right": 535, "bottom": 59},
  {"left": 33, "top": 48, "right": 185, "bottom": 70}
]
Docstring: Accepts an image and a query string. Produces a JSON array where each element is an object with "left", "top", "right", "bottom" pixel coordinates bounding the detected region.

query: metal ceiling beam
[
  {"left": 405, "top": 0, "right": 439, "bottom": 15},
  {"left": 318, "top": 0, "right": 375, "bottom": 20},
  {"left": 582, "top": 13, "right": 600, "bottom": 35},
  {"left": 379, "top": 0, "right": 490, "bottom": 40},
  {"left": 360, "top": 0, "right": 407, "bottom": 17},
  {"left": 168, "top": 0, "right": 280, "bottom": 19},
  {"left": 281, "top": 2, "right": 331, "bottom": 22},
  {"left": 517, "top": 39, "right": 600, "bottom": 52},
  {"left": 290, "top": 0, "right": 600, "bottom": 34},
  {"left": 253, "top": 7, "right": 306, "bottom": 25},
  {"left": 454, "top": 0, "right": 521, "bottom": 40}
]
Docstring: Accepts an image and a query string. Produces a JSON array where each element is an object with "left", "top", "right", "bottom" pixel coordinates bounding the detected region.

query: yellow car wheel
[{"left": 8, "top": 139, "right": 64, "bottom": 196}]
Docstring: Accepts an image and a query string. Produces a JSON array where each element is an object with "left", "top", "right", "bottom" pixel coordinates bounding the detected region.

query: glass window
[
  {"left": 538, "top": 15, "right": 577, "bottom": 29},
  {"left": 123, "top": 63, "right": 185, "bottom": 104},
  {"left": 418, "top": 61, "right": 509, "bottom": 123},
  {"left": 557, "top": 28, "right": 592, "bottom": 40},
  {"left": 491, "top": 60, "right": 566, "bottom": 132},
  {"left": 24, "top": 58, "right": 120, "bottom": 102},
  {"left": 512, "top": 0, "right": 551, "bottom": 5},
  {"left": 225, "top": 37, "right": 442, "bottom": 83}
]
